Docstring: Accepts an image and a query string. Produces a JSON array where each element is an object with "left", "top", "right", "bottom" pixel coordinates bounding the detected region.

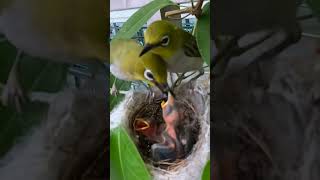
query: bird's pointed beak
[
  {"left": 134, "top": 118, "right": 150, "bottom": 131},
  {"left": 154, "top": 82, "right": 175, "bottom": 99},
  {"left": 139, "top": 43, "right": 155, "bottom": 57},
  {"left": 161, "top": 91, "right": 175, "bottom": 109},
  {"left": 157, "top": 83, "right": 169, "bottom": 94}
]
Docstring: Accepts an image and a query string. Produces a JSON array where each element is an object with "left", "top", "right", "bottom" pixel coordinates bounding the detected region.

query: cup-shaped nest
[{"left": 111, "top": 74, "right": 210, "bottom": 179}]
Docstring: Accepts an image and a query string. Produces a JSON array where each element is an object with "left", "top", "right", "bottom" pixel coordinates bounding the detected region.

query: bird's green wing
[{"left": 182, "top": 31, "right": 201, "bottom": 58}]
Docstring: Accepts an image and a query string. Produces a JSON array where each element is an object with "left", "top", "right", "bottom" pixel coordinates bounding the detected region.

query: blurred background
[{"left": 110, "top": 0, "right": 210, "bottom": 42}]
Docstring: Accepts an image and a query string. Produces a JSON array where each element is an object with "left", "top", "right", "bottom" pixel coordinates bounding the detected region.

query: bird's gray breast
[{"left": 166, "top": 49, "right": 203, "bottom": 73}]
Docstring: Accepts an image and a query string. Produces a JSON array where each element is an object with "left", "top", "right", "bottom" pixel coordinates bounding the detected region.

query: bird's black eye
[
  {"left": 144, "top": 69, "right": 154, "bottom": 81},
  {"left": 161, "top": 35, "right": 170, "bottom": 46}
]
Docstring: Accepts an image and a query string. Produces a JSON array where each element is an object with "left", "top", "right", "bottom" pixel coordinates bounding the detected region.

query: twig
[
  {"left": 297, "top": 14, "right": 314, "bottom": 21},
  {"left": 165, "top": 0, "right": 204, "bottom": 19},
  {"left": 236, "top": 120, "right": 280, "bottom": 175},
  {"left": 302, "top": 32, "right": 320, "bottom": 39},
  {"left": 0, "top": 82, "right": 58, "bottom": 104},
  {"left": 165, "top": 7, "right": 193, "bottom": 17}
]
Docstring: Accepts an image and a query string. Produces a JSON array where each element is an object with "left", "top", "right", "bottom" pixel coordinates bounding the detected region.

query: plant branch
[
  {"left": 0, "top": 82, "right": 58, "bottom": 104},
  {"left": 165, "top": 0, "right": 204, "bottom": 19}
]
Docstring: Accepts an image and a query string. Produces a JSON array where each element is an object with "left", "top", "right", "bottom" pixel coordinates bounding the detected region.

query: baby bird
[
  {"left": 133, "top": 117, "right": 164, "bottom": 144},
  {"left": 151, "top": 92, "right": 184, "bottom": 162}
]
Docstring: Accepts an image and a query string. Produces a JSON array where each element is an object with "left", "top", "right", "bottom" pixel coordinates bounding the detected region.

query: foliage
[
  {"left": 202, "top": 160, "right": 210, "bottom": 180},
  {"left": 0, "top": 42, "right": 68, "bottom": 157},
  {"left": 112, "top": 0, "right": 176, "bottom": 40},
  {"left": 307, "top": 0, "right": 320, "bottom": 18},
  {"left": 110, "top": 127, "right": 151, "bottom": 180},
  {"left": 195, "top": 2, "right": 210, "bottom": 65},
  {"left": 110, "top": 74, "right": 131, "bottom": 111}
]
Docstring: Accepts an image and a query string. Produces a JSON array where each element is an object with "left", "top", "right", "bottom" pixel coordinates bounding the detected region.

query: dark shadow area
[
  {"left": 212, "top": 1, "right": 320, "bottom": 179},
  {"left": 0, "top": 0, "right": 109, "bottom": 179}
]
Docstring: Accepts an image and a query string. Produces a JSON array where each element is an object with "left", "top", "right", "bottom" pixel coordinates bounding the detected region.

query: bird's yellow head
[
  {"left": 139, "top": 20, "right": 180, "bottom": 59},
  {"left": 140, "top": 52, "right": 170, "bottom": 94},
  {"left": 110, "top": 38, "right": 170, "bottom": 95}
]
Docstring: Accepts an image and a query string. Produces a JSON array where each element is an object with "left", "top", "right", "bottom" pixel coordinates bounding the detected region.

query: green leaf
[
  {"left": 110, "top": 127, "right": 151, "bottom": 180},
  {"left": 113, "top": 0, "right": 176, "bottom": 40},
  {"left": 110, "top": 74, "right": 131, "bottom": 110},
  {"left": 19, "top": 56, "right": 68, "bottom": 92},
  {"left": 195, "top": 2, "right": 210, "bottom": 65},
  {"left": 0, "top": 102, "right": 49, "bottom": 157},
  {"left": 0, "top": 42, "right": 17, "bottom": 82},
  {"left": 0, "top": 41, "right": 68, "bottom": 157},
  {"left": 307, "top": 0, "right": 320, "bottom": 17},
  {"left": 202, "top": 160, "right": 211, "bottom": 180}
]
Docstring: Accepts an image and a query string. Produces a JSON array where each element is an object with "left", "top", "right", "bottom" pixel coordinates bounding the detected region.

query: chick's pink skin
[
  {"left": 161, "top": 93, "right": 181, "bottom": 148},
  {"left": 164, "top": 113, "right": 178, "bottom": 140},
  {"left": 149, "top": 94, "right": 186, "bottom": 161}
]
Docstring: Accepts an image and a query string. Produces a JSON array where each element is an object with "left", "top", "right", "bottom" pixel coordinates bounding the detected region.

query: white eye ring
[
  {"left": 161, "top": 35, "right": 170, "bottom": 46},
  {"left": 144, "top": 69, "right": 154, "bottom": 81}
]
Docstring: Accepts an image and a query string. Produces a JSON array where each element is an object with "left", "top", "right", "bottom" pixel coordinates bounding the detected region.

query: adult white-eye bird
[
  {"left": 0, "top": 0, "right": 107, "bottom": 111},
  {"left": 110, "top": 39, "right": 170, "bottom": 94},
  {"left": 139, "top": 20, "right": 203, "bottom": 74}
]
